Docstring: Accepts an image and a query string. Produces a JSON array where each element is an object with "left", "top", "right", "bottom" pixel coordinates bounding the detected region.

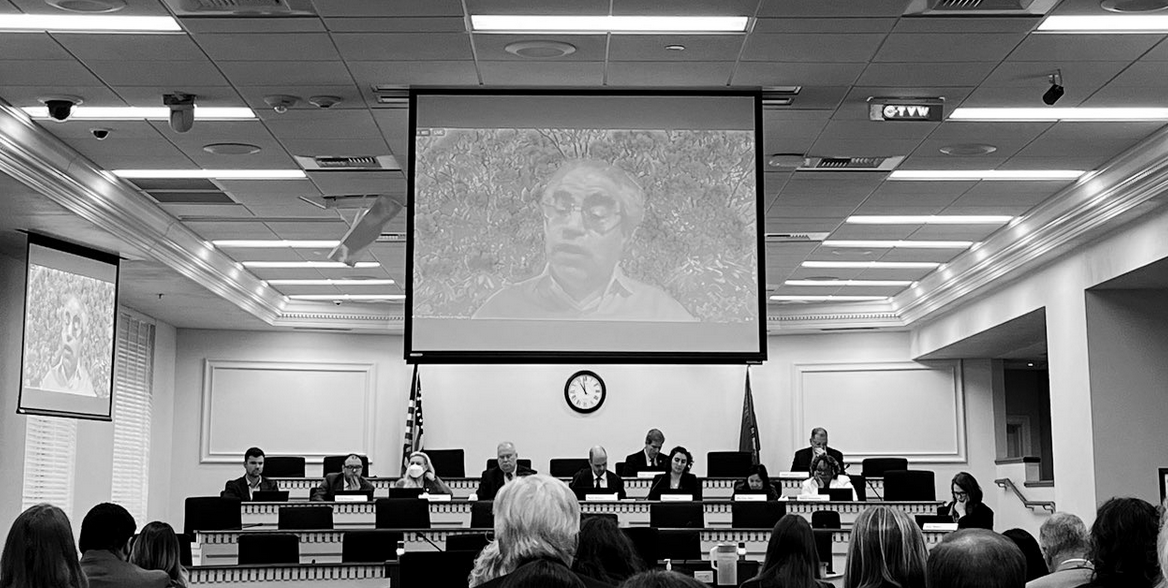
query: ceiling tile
[
  {"left": 0, "top": 60, "right": 104, "bottom": 86},
  {"left": 312, "top": 0, "right": 464, "bottom": 17},
  {"left": 980, "top": 60, "right": 1128, "bottom": 88},
  {"left": 742, "top": 34, "right": 885, "bottom": 63},
  {"left": 348, "top": 60, "right": 480, "bottom": 87},
  {"left": 907, "top": 225, "right": 1003, "bottom": 240},
  {"left": 264, "top": 220, "right": 352, "bottom": 238},
  {"left": 753, "top": 18, "right": 896, "bottom": 34},
  {"left": 951, "top": 187, "right": 1056, "bottom": 208},
  {"left": 758, "top": 0, "right": 911, "bottom": 17},
  {"left": 0, "top": 33, "right": 73, "bottom": 60},
  {"left": 899, "top": 155, "right": 1009, "bottom": 169},
  {"left": 827, "top": 224, "right": 919, "bottom": 239},
  {"left": 1141, "top": 38, "right": 1168, "bottom": 61},
  {"left": 71, "top": 138, "right": 195, "bottom": 169},
  {"left": 890, "top": 17, "right": 1039, "bottom": 34},
  {"left": 112, "top": 86, "right": 246, "bottom": 108},
  {"left": 307, "top": 171, "right": 405, "bottom": 195},
  {"left": 768, "top": 205, "right": 855, "bottom": 219},
  {"left": 262, "top": 109, "right": 383, "bottom": 140},
  {"left": 464, "top": 0, "right": 607, "bottom": 14},
  {"left": 0, "top": 85, "right": 124, "bottom": 108},
  {"left": 218, "top": 61, "right": 355, "bottom": 86},
  {"left": 849, "top": 203, "right": 947, "bottom": 215},
  {"left": 807, "top": 137, "right": 924, "bottom": 158},
  {"left": 324, "top": 17, "right": 466, "bottom": 33},
  {"left": 331, "top": 33, "right": 473, "bottom": 61},
  {"left": 41, "top": 119, "right": 161, "bottom": 140},
  {"left": 193, "top": 33, "right": 342, "bottom": 61},
  {"left": 1107, "top": 61, "right": 1168, "bottom": 87},
  {"left": 820, "top": 119, "right": 939, "bottom": 140},
  {"left": 605, "top": 61, "right": 733, "bottom": 86},
  {"left": 85, "top": 60, "right": 230, "bottom": 87},
  {"left": 53, "top": 33, "right": 204, "bottom": 62},
  {"left": 1016, "top": 122, "right": 1163, "bottom": 158},
  {"left": 1083, "top": 84, "right": 1168, "bottom": 107},
  {"left": 160, "top": 203, "right": 253, "bottom": 219},
  {"left": 180, "top": 17, "right": 326, "bottom": 34},
  {"left": 608, "top": 35, "right": 744, "bottom": 61},
  {"left": 875, "top": 33, "right": 1026, "bottom": 63},
  {"left": 732, "top": 62, "right": 864, "bottom": 86},
  {"left": 216, "top": 179, "right": 323, "bottom": 197},
  {"left": 473, "top": 34, "right": 606, "bottom": 61},
  {"left": 278, "top": 138, "right": 391, "bottom": 157},
  {"left": 477, "top": 61, "right": 604, "bottom": 86},
  {"left": 237, "top": 85, "right": 363, "bottom": 113},
  {"left": 612, "top": 0, "right": 759, "bottom": 15},
  {"left": 856, "top": 62, "right": 996, "bottom": 87},
  {"left": 1006, "top": 34, "right": 1163, "bottom": 63},
  {"left": 9, "top": 0, "right": 167, "bottom": 14},
  {"left": 184, "top": 220, "right": 276, "bottom": 240}
]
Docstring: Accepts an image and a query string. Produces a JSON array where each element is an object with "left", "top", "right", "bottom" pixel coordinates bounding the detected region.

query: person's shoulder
[
  {"left": 578, "top": 572, "right": 616, "bottom": 588},
  {"left": 615, "top": 275, "right": 695, "bottom": 321},
  {"left": 471, "top": 276, "right": 545, "bottom": 319}
]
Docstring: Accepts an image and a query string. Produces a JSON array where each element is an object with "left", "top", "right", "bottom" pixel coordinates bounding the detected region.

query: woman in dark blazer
[
  {"left": 646, "top": 446, "right": 701, "bottom": 501},
  {"left": 941, "top": 472, "right": 994, "bottom": 530}
]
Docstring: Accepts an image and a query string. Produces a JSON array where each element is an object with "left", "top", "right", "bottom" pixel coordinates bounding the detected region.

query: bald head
[
  {"left": 588, "top": 446, "right": 608, "bottom": 477},
  {"left": 928, "top": 529, "right": 1025, "bottom": 588},
  {"left": 497, "top": 441, "right": 518, "bottom": 475}
]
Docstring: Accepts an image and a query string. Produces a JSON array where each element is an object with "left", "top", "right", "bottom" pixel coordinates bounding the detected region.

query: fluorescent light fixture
[
  {"left": 785, "top": 279, "right": 913, "bottom": 287},
  {"left": 470, "top": 15, "right": 749, "bottom": 34},
  {"left": 770, "top": 295, "right": 890, "bottom": 302},
  {"left": 889, "top": 170, "right": 1084, "bottom": 181},
  {"left": 113, "top": 169, "right": 306, "bottom": 180},
  {"left": 287, "top": 294, "right": 405, "bottom": 301},
  {"left": 23, "top": 106, "right": 254, "bottom": 120},
  {"left": 822, "top": 240, "right": 973, "bottom": 249},
  {"left": 212, "top": 240, "right": 339, "bottom": 249},
  {"left": 241, "top": 261, "right": 380, "bottom": 269},
  {"left": 0, "top": 14, "right": 181, "bottom": 32},
  {"left": 802, "top": 261, "right": 941, "bottom": 269},
  {"left": 846, "top": 215, "right": 1014, "bottom": 225},
  {"left": 267, "top": 279, "right": 395, "bottom": 286},
  {"left": 950, "top": 107, "right": 1168, "bottom": 122},
  {"left": 1038, "top": 15, "right": 1168, "bottom": 33}
]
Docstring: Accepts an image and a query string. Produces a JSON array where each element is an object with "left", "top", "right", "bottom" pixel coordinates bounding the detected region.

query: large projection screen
[
  {"left": 406, "top": 90, "right": 764, "bottom": 363},
  {"left": 18, "top": 233, "right": 120, "bottom": 420}
]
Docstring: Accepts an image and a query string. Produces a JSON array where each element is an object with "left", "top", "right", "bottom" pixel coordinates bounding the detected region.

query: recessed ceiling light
[
  {"left": 287, "top": 294, "right": 405, "bottom": 301},
  {"left": 113, "top": 169, "right": 306, "bottom": 180},
  {"left": 665, "top": 44, "right": 686, "bottom": 51},
  {"left": 938, "top": 143, "right": 998, "bottom": 156},
  {"left": 266, "top": 279, "right": 395, "bottom": 286},
  {"left": 1100, "top": 0, "right": 1168, "bottom": 12},
  {"left": 767, "top": 153, "right": 806, "bottom": 168},
  {"left": 950, "top": 107, "right": 1168, "bottom": 121},
  {"left": 802, "top": 261, "right": 941, "bottom": 269},
  {"left": 889, "top": 170, "right": 1084, "bottom": 180},
  {"left": 45, "top": 0, "right": 127, "bottom": 13},
  {"left": 240, "top": 261, "right": 380, "bottom": 269},
  {"left": 823, "top": 240, "right": 974, "bottom": 249},
  {"left": 770, "top": 295, "right": 890, "bottom": 302},
  {"left": 23, "top": 106, "right": 254, "bottom": 120},
  {"left": 785, "top": 279, "right": 913, "bottom": 287},
  {"left": 0, "top": 13, "right": 180, "bottom": 31},
  {"left": 203, "top": 143, "right": 262, "bottom": 155},
  {"left": 470, "top": 15, "right": 749, "bottom": 34},
  {"left": 846, "top": 215, "right": 1014, "bottom": 224},
  {"left": 504, "top": 40, "right": 577, "bottom": 58},
  {"left": 1038, "top": 14, "right": 1168, "bottom": 32},
  {"left": 211, "top": 240, "right": 338, "bottom": 248}
]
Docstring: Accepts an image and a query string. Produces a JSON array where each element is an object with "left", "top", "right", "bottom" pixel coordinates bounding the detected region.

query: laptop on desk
[
  {"left": 251, "top": 490, "right": 289, "bottom": 502},
  {"left": 818, "top": 488, "right": 854, "bottom": 502},
  {"left": 387, "top": 487, "right": 425, "bottom": 500}
]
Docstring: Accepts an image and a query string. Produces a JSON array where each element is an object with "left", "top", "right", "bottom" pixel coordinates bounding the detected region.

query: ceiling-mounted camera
[
  {"left": 309, "top": 95, "right": 342, "bottom": 109},
  {"left": 163, "top": 92, "right": 196, "bottom": 133},
  {"left": 40, "top": 95, "right": 83, "bottom": 122},
  {"left": 91, "top": 128, "right": 111, "bottom": 141},
  {"left": 263, "top": 94, "right": 300, "bottom": 114}
]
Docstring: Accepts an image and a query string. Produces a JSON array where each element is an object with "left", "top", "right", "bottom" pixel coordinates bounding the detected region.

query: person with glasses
[
  {"left": 941, "top": 472, "right": 994, "bottom": 530},
  {"left": 472, "top": 158, "right": 694, "bottom": 321},
  {"left": 311, "top": 454, "right": 374, "bottom": 501}
]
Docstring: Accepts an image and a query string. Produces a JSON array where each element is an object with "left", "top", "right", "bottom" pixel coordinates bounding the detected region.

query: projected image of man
[
  {"left": 37, "top": 294, "right": 95, "bottom": 396},
  {"left": 473, "top": 159, "right": 694, "bottom": 321}
]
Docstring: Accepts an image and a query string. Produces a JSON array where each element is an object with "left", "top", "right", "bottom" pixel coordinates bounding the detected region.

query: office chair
[
  {"left": 657, "top": 529, "right": 702, "bottom": 560},
  {"left": 811, "top": 510, "right": 841, "bottom": 529},
  {"left": 649, "top": 502, "right": 704, "bottom": 529},
  {"left": 470, "top": 501, "right": 494, "bottom": 529},
  {"left": 445, "top": 532, "right": 490, "bottom": 554},
  {"left": 424, "top": 449, "right": 465, "bottom": 478},
  {"left": 861, "top": 457, "right": 909, "bottom": 478},
  {"left": 485, "top": 458, "right": 532, "bottom": 471},
  {"left": 183, "top": 496, "right": 241, "bottom": 535},
  {"left": 882, "top": 470, "right": 936, "bottom": 501},
  {"left": 323, "top": 454, "right": 369, "bottom": 476},
  {"left": 548, "top": 458, "right": 590, "bottom": 478},
  {"left": 261, "top": 456, "right": 305, "bottom": 478},
  {"left": 614, "top": 461, "right": 626, "bottom": 477},
  {"left": 731, "top": 501, "right": 786, "bottom": 529},
  {"left": 706, "top": 451, "right": 754, "bottom": 478},
  {"left": 375, "top": 498, "right": 431, "bottom": 529},
  {"left": 237, "top": 533, "right": 299, "bottom": 565},
  {"left": 813, "top": 529, "right": 836, "bottom": 574},
  {"left": 621, "top": 527, "right": 659, "bottom": 565},
  {"left": 341, "top": 530, "right": 403, "bottom": 563},
  {"left": 399, "top": 551, "right": 477, "bottom": 588},
  {"left": 277, "top": 505, "right": 333, "bottom": 530},
  {"left": 848, "top": 474, "right": 868, "bottom": 501}
]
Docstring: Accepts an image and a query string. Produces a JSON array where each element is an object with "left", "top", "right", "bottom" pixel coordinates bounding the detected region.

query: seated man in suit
[
  {"left": 790, "top": 427, "right": 845, "bottom": 472},
  {"left": 78, "top": 503, "right": 170, "bottom": 588},
  {"left": 475, "top": 441, "right": 536, "bottom": 501},
  {"left": 310, "top": 453, "right": 374, "bottom": 501},
  {"left": 622, "top": 428, "right": 668, "bottom": 476},
  {"left": 222, "top": 446, "right": 279, "bottom": 501},
  {"left": 568, "top": 445, "right": 626, "bottom": 499}
]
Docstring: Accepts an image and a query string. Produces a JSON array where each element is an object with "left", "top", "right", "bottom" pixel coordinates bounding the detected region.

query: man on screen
[
  {"left": 37, "top": 294, "right": 95, "bottom": 396},
  {"left": 472, "top": 159, "right": 695, "bottom": 321}
]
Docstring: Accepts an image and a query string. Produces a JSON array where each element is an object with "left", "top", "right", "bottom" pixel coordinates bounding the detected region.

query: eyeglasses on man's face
[
  {"left": 343, "top": 465, "right": 363, "bottom": 471},
  {"left": 541, "top": 194, "right": 623, "bottom": 234}
]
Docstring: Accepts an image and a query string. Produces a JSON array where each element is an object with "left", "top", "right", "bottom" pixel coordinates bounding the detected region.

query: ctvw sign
[{"left": 868, "top": 98, "right": 944, "bottom": 122}]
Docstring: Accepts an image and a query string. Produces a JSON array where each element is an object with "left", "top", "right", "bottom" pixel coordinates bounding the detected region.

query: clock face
[{"left": 565, "top": 370, "right": 606, "bottom": 414}]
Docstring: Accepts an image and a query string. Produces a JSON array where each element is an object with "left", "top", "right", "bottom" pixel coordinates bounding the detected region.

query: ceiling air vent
[
  {"left": 294, "top": 155, "right": 400, "bottom": 171},
  {"left": 171, "top": 0, "right": 317, "bottom": 14},
  {"left": 905, "top": 0, "right": 1058, "bottom": 14},
  {"left": 800, "top": 156, "right": 904, "bottom": 171},
  {"left": 372, "top": 86, "right": 410, "bottom": 109},
  {"left": 765, "top": 232, "right": 830, "bottom": 243}
]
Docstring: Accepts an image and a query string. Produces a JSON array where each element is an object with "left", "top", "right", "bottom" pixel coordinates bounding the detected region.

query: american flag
[
  {"left": 401, "top": 364, "right": 424, "bottom": 475},
  {"left": 739, "top": 366, "right": 761, "bottom": 465}
]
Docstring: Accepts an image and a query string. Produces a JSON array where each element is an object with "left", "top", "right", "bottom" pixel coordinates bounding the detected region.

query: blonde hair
[
  {"left": 844, "top": 506, "right": 927, "bottom": 588},
  {"left": 129, "top": 521, "right": 187, "bottom": 588},
  {"left": 494, "top": 474, "right": 580, "bottom": 569}
]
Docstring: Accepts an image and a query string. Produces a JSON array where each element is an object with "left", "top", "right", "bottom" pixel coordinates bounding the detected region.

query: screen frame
[
  {"left": 17, "top": 232, "right": 121, "bottom": 421},
  {"left": 404, "top": 88, "right": 766, "bottom": 364}
]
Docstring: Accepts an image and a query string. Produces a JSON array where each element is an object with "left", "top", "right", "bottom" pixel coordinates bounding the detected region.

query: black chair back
[
  {"left": 237, "top": 533, "right": 299, "bottom": 565},
  {"left": 862, "top": 457, "right": 909, "bottom": 478},
  {"left": 262, "top": 456, "right": 306, "bottom": 478},
  {"left": 883, "top": 470, "right": 936, "bottom": 501},
  {"left": 399, "top": 551, "right": 476, "bottom": 588},
  {"left": 470, "top": 501, "right": 494, "bottom": 529},
  {"left": 614, "top": 461, "right": 626, "bottom": 477},
  {"left": 342, "top": 530, "right": 403, "bottom": 563},
  {"left": 649, "top": 502, "right": 704, "bottom": 528},
  {"left": 657, "top": 529, "right": 702, "bottom": 559},
  {"left": 445, "top": 532, "right": 490, "bottom": 555},
  {"left": 387, "top": 487, "right": 425, "bottom": 499},
  {"left": 731, "top": 501, "right": 786, "bottom": 528},
  {"left": 549, "top": 458, "right": 590, "bottom": 478},
  {"left": 425, "top": 449, "right": 465, "bottom": 478},
  {"left": 706, "top": 451, "right": 753, "bottom": 478},
  {"left": 813, "top": 529, "right": 836, "bottom": 574},
  {"left": 323, "top": 454, "right": 369, "bottom": 476},
  {"left": 183, "top": 497, "right": 241, "bottom": 535},
  {"left": 178, "top": 533, "right": 193, "bottom": 567},
  {"left": 811, "top": 510, "right": 841, "bottom": 529},
  {"left": 375, "top": 498, "right": 431, "bottom": 529},
  {"left": 485, "top": 458, "right": 532, "bottom": 471},
  {"left": 621, "top": 527, "right": 658, "bottom": 564},
  {"left": 278, "top": 505, "right": 333, "bottom": 530},
  {"left": 848, "top": 474, "right": 868, "bottom": 501}
]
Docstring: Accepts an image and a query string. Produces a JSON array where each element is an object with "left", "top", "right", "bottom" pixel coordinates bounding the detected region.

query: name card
[
  {"left": 778, "top": 472, "right": 808, "bottom": 479},
  {"left": 661, "top": 494, "right": 693, "bottom": 502},
  {"left": 421, "top": 493, "right": 451, "bottom": 502},
  {"left": 923, "top": 522, "right": 959, "bottom": 532},
  {"left": 585, "top": 493, "right": 619, "bottom": 502},
  {"left": 733, "top": 493, "right": 766, "bottom": 502},
  {"left": 794, "top": 494, "right": 829, "bottom": 502},
  {"left": 334, "top": 494, "right": 367, "bottom": 503},
  {"left": 637, "top": 471, "right": 659, "bottom": 479}
]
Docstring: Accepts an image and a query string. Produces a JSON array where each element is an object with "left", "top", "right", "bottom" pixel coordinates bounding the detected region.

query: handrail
[{"left": 994, "top": 478, "right": 1055, "bottom": 513}]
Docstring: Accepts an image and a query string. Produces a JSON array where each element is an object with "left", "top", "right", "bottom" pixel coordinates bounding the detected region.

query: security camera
[
  {"left": 91, "top": 128, "right": 111, "bottom": 141},
  {"left": 163, "top": 92, "right": 196, "bottom": 133},
  {"left": 333, "top": 299, "right": 343, "bottom": 306},
  {"left": 40, "top": 96, "right": 83, "bottom": 122},
  {"left": 1042, "top": 70, "right": 1064, "bottom": 106},
  {"left": 308, "top": 95, "right": 342, "bottom": 109},
  {"left": 264, "top": 94, "right": 300, "bottom": 114}
]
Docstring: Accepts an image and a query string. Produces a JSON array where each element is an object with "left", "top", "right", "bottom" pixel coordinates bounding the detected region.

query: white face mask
[{"left": 407, "top": 464, "right": 425, "bottom": 479}]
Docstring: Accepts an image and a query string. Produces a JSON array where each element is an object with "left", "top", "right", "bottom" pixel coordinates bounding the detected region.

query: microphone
[{"left": 416, "top": 532, "right": 444, "bottom": 552}]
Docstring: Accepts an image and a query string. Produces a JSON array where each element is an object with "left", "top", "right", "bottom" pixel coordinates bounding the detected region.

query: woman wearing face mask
[{"left": 394, "top": 451, "right": 453, "bottom": 494}]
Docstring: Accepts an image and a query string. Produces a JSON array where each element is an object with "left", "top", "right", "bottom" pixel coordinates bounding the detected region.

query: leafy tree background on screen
[
  {"left": 22, "top": 264, "right": 115, "bottom": 396},
  {"left": 413, "top": 128, "right": 758, "bottom": 321}
]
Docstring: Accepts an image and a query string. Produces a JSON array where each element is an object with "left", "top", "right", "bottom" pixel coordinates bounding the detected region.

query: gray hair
[
  {"left": 1039, "top": 512, "right": 1089, "bottom": 570},
  {"left": 494, "top": 474, "right": 580, "bottom": 569},
  {"left": 543, "top": 159, "right": 645, "bottom": 234},
  {"left": 1158, "top": 503, "right": 1168, "bottom": 588},
  {"left": 645, "top": 429, "right": 664, "bottom": 445}
]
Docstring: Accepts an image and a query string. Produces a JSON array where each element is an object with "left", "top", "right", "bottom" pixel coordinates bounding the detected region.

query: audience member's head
[
  {"left": 844, "top": 505, "right": 927, "bottom": 588},
  {"left": 950, "top": 472, "right": 984, "bottom": 508},
  {"left": 1158, "top": 503, "right": 1168, "bottom": 588},
  {"left": 494, "top": 474, "right": 580, "bottom": 572},
  {"left": 745, "top": 463, "right": 773, "bottom": 492},
  {"left": 502, "top": 559, "right": 585, "bottom": 588},
  {"left": 1037, "top": 512, "right": 1089, "bottom": 572},
  {"left": 620, "top": 570, "right": 709, "bottom": 588},
  {"left": 927, "top": 529, "right": 1025, "bottom": 588},
  {"left": 0, "top": 503, "right": 87, "bottom": 588},
  {"left": 129, "top": 521, "right": 186, "bottom": 588},
  {"left": 1002, "top": 528, "right": 1046, "bottom": 583},
  {"left": 469, "top": 540, "right": 506, "bottom": 587},
  {"left": 572, "top": 515, "right": 644, "bottom": 585},
  {"left": 1088, "top": 497, "right": 1160, "bottom": 588},
  {"left": 749, "top": 514, "right": 823, "bottom": 588},
  {"left": 666, "top": 446, "right": 693, "bottom": 475},
  {"left": 78, "top": 503, "right": 137, "bottom": 557}
]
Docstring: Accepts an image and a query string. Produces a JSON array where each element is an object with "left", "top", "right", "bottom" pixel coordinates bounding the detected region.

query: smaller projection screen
[
  {"left": 18, "top": 233, "right": 120, "bottom": 420},
  {"left": 406, "top": 90, "right": 765, "bottom": 363}
]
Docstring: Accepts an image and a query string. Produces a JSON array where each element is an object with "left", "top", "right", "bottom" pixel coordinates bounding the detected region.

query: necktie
[
  {"left": 506, "top": 473, "right": 513, "bottom": 483},
  {"left": 596, "top": 475, "right": 604, "bottom": 488}
]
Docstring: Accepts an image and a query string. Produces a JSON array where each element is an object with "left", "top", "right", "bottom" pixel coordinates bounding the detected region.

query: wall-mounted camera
[
  {"left": 91, "top": 128, "right": 111, "bottom": 141},
  {"left": 163, "top": 92, "right": 196, "bottom": 133},
  {"left": 39, "top": 96, "right": 83, "bottom": 122}
]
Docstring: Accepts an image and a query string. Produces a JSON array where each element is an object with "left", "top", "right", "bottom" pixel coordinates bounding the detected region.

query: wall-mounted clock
[{"left": 564, "top": 370, "right": 606, "bottom": 414}]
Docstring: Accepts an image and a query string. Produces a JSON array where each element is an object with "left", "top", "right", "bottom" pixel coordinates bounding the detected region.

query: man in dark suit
[
  {"left": 222, "top": 446, "right": 280, "bottom": 501},
  {"left": 569, "top": 446, "right": 626, "bottom": 499},
  {"left": 311, "top": 453, "right": 375, "bottom": 501},
  {"left": 790, "top": 427, "right": 845, "bottom": 472},
  {"left": 622, "top": 428, "right": 668, "bottom": 476},
  {"left": 79, "top": 503, "right": 170, "bottom": 588},
  {"left": 475, "top": 441, "right": 536, "bottom": 501}
]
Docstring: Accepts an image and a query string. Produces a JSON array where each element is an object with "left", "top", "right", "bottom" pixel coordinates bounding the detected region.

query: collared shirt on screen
[
  {"left": 39, "top": 362, "right": 96, "bottom": 397},
  {"left": 472, "top": 265, "right": 695, "bottom": 321}
]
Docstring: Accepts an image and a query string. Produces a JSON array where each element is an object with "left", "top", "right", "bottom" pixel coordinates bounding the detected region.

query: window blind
[
  {"left": 21, "top": 415, "right": 78, "bottom": 520},
  {"left": 110, "top": 312, "right": 155, "bottom": 524}
]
